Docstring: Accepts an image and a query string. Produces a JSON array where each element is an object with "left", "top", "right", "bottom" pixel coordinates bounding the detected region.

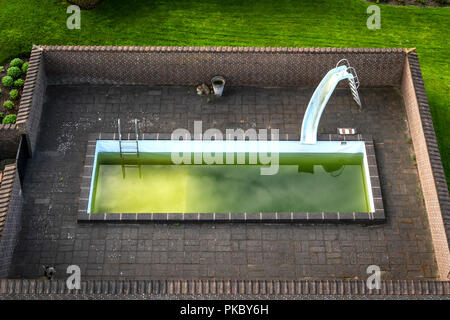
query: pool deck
[{"left": 9, "top": 85, "right": 439, "bottom": 280}]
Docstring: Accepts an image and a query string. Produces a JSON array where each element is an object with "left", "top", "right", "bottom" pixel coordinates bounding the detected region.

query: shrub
[
  {"left": 0, "top": 88, "right": 2, "bottom": 94},
  {"left": 0, "top": 112, "right": 3, "bottom": 121},
  {"left": 10, "top": 89, "right": 19, "bottom": 100},
  {"left": 10, "top": 58, "right": 24, "bottom": 68},
  {"left": 14, "top": 79, "right": 25, "bottom": 87},
  {"left": 22, "top": 62, "right": 29, "bottom": 73},
  {"left": 0, "top": 66, "right": 4, "bottom": 72},
  {"left": 7, "top": 66, "right": 21, "bottom": 79},
  {"left": 2, "top": 76, "right": 13, "bottom": 87},
  {"left": 3, "top": 100, "right": 14, "bottom": 110},
  {"left": 2, "top": 114, "right": 17, "bottom": 124}
]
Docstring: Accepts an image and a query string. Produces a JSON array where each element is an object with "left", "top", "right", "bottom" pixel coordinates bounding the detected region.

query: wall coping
[
  {"left": 406, "top": 53, "right": 450, "bottom": 247},
  {"left": 15, "top": 46, "right": 44, "bottom": 126},
  {"left": 37, "top": 45, "right": 405, "bottom": 54},
  {"left": 404, "top": 53, "right": 450, "bottom": 281},
  {"left": 0, "top": 124, "right": 19, "bottom": 130},
  {"left": 0, "top": 279, "right": 448, "bottom": 298},
  {"left": 0, "top": 164, "right": 17, "bottom": 240}
]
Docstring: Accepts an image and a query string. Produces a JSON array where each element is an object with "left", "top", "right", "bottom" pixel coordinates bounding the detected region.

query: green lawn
[{"left": 1, "top": 0, "right": 449, "bottom": 188}]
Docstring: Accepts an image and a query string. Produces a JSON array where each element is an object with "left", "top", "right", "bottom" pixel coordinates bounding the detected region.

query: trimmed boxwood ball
[
  {"left": 10, "top": 58, "right": 24, "bottom": 68},
  {"left": 22, "top": 62, "right": 29, "bottom": 73},
  {"left": 2, "top": 114, "right": 17, "bottom": 124},
  {"left": 14, "top": 79, "right": 24, "bottom": 87},
  {"left": 3, "top": 100, "right": 14, "bottom": 110},
  {"left": 10, "top": 89, "right": 19, "bottom": 100},
  {"left": 2, "top": 76, "right": 13, "bottom": 87},
  {"left": 7, "top": 66, "right": 21, "bottom": 79}
]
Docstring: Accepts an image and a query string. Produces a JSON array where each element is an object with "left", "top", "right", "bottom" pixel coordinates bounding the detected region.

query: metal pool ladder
[
  {"left": 118, "top": 118, "right": 141, "bottom": 179},
  {"left": 118, "top": 118, "right": 140, "bottom": 158}
]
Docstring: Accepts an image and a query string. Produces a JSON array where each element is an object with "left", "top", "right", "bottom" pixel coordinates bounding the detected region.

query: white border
[{"left": 87, "top": 140, "right": 375, "bottom": 213}]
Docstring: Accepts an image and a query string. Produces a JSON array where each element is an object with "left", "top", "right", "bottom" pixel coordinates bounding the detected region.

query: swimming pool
[{"left": 86, "top": 140, "right": 375, "bottom": 215}]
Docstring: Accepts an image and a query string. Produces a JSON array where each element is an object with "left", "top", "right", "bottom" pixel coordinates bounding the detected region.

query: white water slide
[{"left": 300, "top": 59, "right": 362, "bottom": 145}]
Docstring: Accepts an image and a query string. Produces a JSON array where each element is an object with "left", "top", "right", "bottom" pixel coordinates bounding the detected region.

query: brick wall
[
  {"left": 401, "top": 53, "right": 450, "bottom": 281},
  {"left": 0, "top": 125, "right": 20, "bottom": 159},
  {"left": 16, "top": 46, "right": 47, "bottom": 157},
  {"left": 42, "top": 46, "right": 405, "bottom": 88},
  {"left": 0, "top": 164, "right": 23, "bottom": 277}
]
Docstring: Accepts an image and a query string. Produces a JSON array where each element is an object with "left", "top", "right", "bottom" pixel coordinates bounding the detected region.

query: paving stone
[{"left": 7, "top": 85, "right": 438, "bottom": 280}]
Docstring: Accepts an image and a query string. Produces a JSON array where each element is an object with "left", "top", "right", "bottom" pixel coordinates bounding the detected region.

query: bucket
[{"left": 211, "top": 76, "right": 225, "bottom": 96}]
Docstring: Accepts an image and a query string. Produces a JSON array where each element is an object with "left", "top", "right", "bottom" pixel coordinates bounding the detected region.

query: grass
[{"left": 0, "top": 0, "right": 449, "bottom": 188}]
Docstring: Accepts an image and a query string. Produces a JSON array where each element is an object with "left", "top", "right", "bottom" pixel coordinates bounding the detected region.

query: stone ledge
[
  {"left": 0, "top": 279, "right": 448, "bottom": 297},
  {"left": 0, "top": 164, "right": 17, "bottom": 240},
  {"left": 403, "top": 53, "right": 450, "bottom": 280},
  {"left": 16, "top": 46, "right": 44, "bottom": 127},
  {"left": 407, "top": 53, "right": 449, "bottom": 241},
  {"left": 39, "top": 45, "right": 405, "bottom": 54},
  {"left": 0, "top": 125, "right": 19, "bottom": 130}
]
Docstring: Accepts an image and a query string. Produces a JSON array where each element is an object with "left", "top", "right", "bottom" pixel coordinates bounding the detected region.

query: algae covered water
[{"left": 90, "top": 152, "right": 370, "bottom": 213}]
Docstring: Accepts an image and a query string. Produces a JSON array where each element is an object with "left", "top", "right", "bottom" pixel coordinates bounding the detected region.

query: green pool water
[{"left": 90, "top": 152, "right": 370, "bottom": 214}]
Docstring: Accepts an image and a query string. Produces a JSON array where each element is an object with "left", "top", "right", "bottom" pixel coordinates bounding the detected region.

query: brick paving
[{"left": 8, "top": 85, "right": 438, "bottom": 280}]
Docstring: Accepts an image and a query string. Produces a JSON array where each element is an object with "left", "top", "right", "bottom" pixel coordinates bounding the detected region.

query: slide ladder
[
  {"left": 337, "top": 59, "right": 362, "bottom": 107},
  {"left": 300, "top": 60, "right": 362, "bottom": 145}
]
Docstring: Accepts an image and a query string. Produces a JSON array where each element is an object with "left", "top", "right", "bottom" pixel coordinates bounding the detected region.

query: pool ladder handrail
[
  {"left": 336, "top": 59, "right": 362, "bottom": 108},
  {"left": 118, "top": 118, "right": 141, "bottom": 179},
  {"left": 118, "top": 118, "right": 140, "bottom": 158}
]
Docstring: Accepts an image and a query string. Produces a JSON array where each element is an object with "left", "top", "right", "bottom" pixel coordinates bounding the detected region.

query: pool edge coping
[{"left": 77, "top": 133, "right": 385, "bottom": 224}]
